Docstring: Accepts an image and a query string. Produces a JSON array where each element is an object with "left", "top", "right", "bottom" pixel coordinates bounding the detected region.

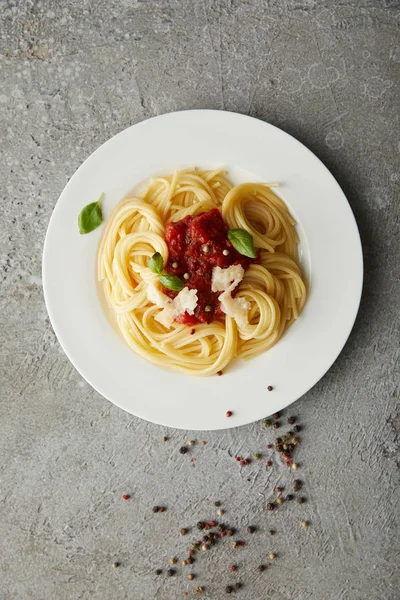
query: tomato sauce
[{"left": 163, "top": 208, "right": 253, "bottom": 324}]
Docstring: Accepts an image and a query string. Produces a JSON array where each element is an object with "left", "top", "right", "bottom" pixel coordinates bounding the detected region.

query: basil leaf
[
  {"left": 159, "top": 273, "right": 185, "bottom": 291},
  {"left": 148, "top": 252, "right": 164, "bottom": 275},
  {"left": 227, "top": 228, "right": 257, "bottom": 258},
  {"left": 78, "top": 193, "right": 104, "bottom": 234}
]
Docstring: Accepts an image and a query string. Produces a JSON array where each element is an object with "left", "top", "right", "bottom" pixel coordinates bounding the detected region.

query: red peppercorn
[
  {"left": 237, "top": 540, "right": 246, "bottom": 547},
  {"left": 226, "top": 410, "right": 233, "bottom": 418},
  {"left": 221, "top": 531, "right": 227, "bottom": 537},
  {"left": 209, "top": 520, "right": 217, "bottom": 527},
  {"left": 267, "top": 503, "right": 275, "bottom": 511},
  {"left": 217, "top": 370, "right": 223, "bottom": 376},
  {"left": 236, "top": 456, "right": 243, "bottom": 462},
  {"left": 267, "top": 444, "right": 272, "bottom": 449},
  {"left": 275, "top": 487, "right": 283, "bottom": 493},
  {"left": 190, "top": 328, "right": 195, "bottom": 335},
  {"left": 159, "top": 506, "right": 166, "bottom": 512},
  {"left": 204, "top": 523, "right": 211, "bottom": 530},
  {"left": 267, "top": 386, "right": 273, "bottom": 391},
  {"left": 273, "top": 412, "right": 280, "bottom": 418},
  {"left": 229, "top": 565, "right": 238, "bottom": 572},
  {"left": 122, "top": 494, "right": 130, "bottom": 500},
  {"left": 265, "top": 461, "right": 272, "bottom": 467}
]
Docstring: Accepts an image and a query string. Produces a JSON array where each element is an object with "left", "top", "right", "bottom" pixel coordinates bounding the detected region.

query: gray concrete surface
[{"left": 0, "top": 1, "right": 399, "bottom": 599}]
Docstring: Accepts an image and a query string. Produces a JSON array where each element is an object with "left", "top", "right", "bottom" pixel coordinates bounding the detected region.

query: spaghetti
[{"left": 97, "top": 169, "right": 306, "bottom": 376}]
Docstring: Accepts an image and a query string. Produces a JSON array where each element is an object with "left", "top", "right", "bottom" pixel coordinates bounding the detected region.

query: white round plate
[{"left": 43, "top": 110, "right": 363, "bottom": 430}]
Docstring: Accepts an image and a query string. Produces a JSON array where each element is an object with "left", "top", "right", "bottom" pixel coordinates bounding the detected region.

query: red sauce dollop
[{"left": 163, "top": 208, "right": 253, "bottom": 325}]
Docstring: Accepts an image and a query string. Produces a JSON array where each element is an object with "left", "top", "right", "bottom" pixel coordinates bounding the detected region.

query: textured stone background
[{"left": 0, "top": 1, "right": 399, "bottom": 599}]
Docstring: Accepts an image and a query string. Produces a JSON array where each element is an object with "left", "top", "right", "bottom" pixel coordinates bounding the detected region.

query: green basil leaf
[
  {"left": 78, "top": 193, "right": 104, "bottom": 234},
  {"left": 227, "top": 228, "right": 257, "bottom": 258},
  {"left": 147, "top": 252, "right": 164, "bottom": 275},
  {"left": 159, "top": 273, "right": 185, "bottom": 291}
]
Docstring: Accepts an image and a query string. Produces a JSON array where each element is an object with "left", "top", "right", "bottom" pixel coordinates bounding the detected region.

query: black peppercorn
[
  {"left": 273, "top": 422, "right": 280, "bottom": 429},
  {"left": 202, "top": 535, "right": 210, "bottom": 542},
  {"left": 180, "top": 446, "right": 188, "bottom": 454},
  {"left": 155, "top": 568, "right": 162, "bottom": 575},
  {"left": 286, "top": 494, "right": 294, "bottom": 501},
  {"left": 227, "top": 528, "right": 235, "bottom": 536},
  {"left": 225, "top": 585, "right": 234, "bottom": 594},
  {"left": 258, "top": 565, "right": 265, "bottom": 572},
  {"left": 152, "top": 506, "right": 159, "bottom": 513},
  {"left": 214, "top": 501, "right": 221, "bottom": 507},
  {"left": 273, "top": 412, "right": 280, "bottom": 419},
  {"left": 167, "top": 569, "right": 175, "bottom": 577},
  {"left": 297, "top": 496, "right": 306, "bottom": 504},
  {"left": 197, "top": 521, "right": 205, "bottom": 530},
  {"left": 293, "top": 479, "right": 302, "bottom": 492},
  {"left": 235, "top": 582, "right": 242, "bottom": 590},
  {"left": 288, "top": 416, "right": 296, "bottom": 424},
  {"left": 247, "top": 525, "right": 256, "bottom": 534},
  {"left": 293, "top": 425, "right": 301, "bottom": 432}
]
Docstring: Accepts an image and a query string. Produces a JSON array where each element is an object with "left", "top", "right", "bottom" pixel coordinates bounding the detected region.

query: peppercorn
[
  {"left": 263, "top": 419, "right": 271, "bottom": 428},
  {"left": 159, "top": 506, "right": 166, "bottom": 512},
  {"left": 227, "top": 528, "right": 235, "bottom": 536},
  {"left": 188, "top": 573, "right": 195, "bottom": 581},
  {"left": 297, "top": 496, "right": 306, "bottom": 504},
  {"left": 268, "top": 386, "right": 273, "bottom": 391},
  {"left": 231, "top": 541, "right": 238, "bottom": 549},
  {"left": 226, "top": 586, "right": 234, "bottom": 594},
  {"left": 293, "top": 425, "right": 301, "bottom": 432},
  {"left": 286, "top": 494, "right": 294, "bottom": 501},
  {"left": 152, "top": 506, "right": 159, "bottom": 513},
  {"left": 190, "top": 328, "right": 195, "bottom": 335},
  {"left": 273, "top": 422, "right": 280, "bottom": 429},
  {"left": 169, "top": 557, "right": 177, "bottom": 565},
  {"left": 267, "top": 503, "right": 275, "bottom": 511},
  {"left": 221, "top": 531, "right": 227, "bottom": 537},
  {"left": 209, "top": 520, "right": 217, "bottom": 527},
  {"left": 218, "top": 523, "right": 226, "bottom": 532},
  {"left": 275, "top": 486, "right": 283, "bottom": 493},
  {"left": 253, "top": 453, "right": 261, "bottom": 461},
  {"left": 202, "top": 440, "right": 207, "bottom": 445},
  {"left": 181, "top": 528, "right": 188, "bottom": 536},
  {"left": 214, "top": 501, "right": 221, "bottom": 507},
  {"left": 187, "top": 556, "right": 194, "bottom": 564},
  {"left": 205, "top": 304, "right": 212, "bottom": 312},
  {"left": 276, "top": 497, "right": 283, "bottom": 505},
  {"left": 197, "top": 521, "right": 205, "bottom": 530},
  {"left": 122, "top": 494, "right": 130, "bottom": 500},
  {"left": 155, "top": 568, "right": 162, "bottom": 575},
  {"left": 189, "top": 440, "right": 195, "bottom": 446},
  {"left": 292, "top": 437, "right": 299, "bottom": 445},
  {"left": 265, "top": 461, "right": 272, "bottom": 468},
  {"left": 217, "top": 370, "right": 223, "bottom": 376},
  {"left": 167, "top": 568, "right": 175, "bottom": 576},
  {"left": 182, "top": 559, "right": 188, "bottom": 566},
  {"left": 276, "top": 444, "right": 283, "bottom": 453},
  {"left": 293, "top": 479, "right": 302, "bottom": 491},
  {"left": 180, "top": 446, "right": 188, "bottom": 454},
  {"left": 195, "top": 587, "right": 204, "bottom": 594},
  {"left": 202, "top": 544, "right": 209, "bottom": 551},
  {"left": 112, "top": 562, "right": 120, "bottom": 568},
  {"left": 275, "top": 437, "right": 282, "bottom": 444},
  {"left": 162, "top": 436, "right": 168, "bottom": 442},
  {"left": 217, "top": 508, "right": 224, "bottom": 516},
  {"left": 283, "top": 443, "right": 288, "bottom": 450},
  {"left": 202, "top": 535, "right": 210, "bottom": 542},
  {"left": 258, "top": 565, "right": 265, "bottom": 572},
  {"left": 204, "top": 523, "right": 211, "bottom": 530},
  {"left": 189, "top": 549, "right": 196, "bottom": 556},
  {"left": 292, "top": 462, "right": 299, "bottom": 470},
  {"left": 235, "top": 582, "right": 242, "bottom": 590},
  {"left": 288, "top": 416, "right": 296, "bottom": 424},
  {"left": 273, "top": 412, "right": 280, "bottom": 418},
  {"left": 267, "top": 443, "right": 272, "bottom": 449},
  {"left": 226, "top": 410, "right": 233, "bottom": 418},
  {"left": 268, "top": 530, "right": 274, "bottom": 536},
  {"left": 269, "top": 552, "right": 276, "bottom": 560},
  {"left": 301, "top": 520, "right": 308, "bottom": 528},
  {"left": 247, "top": 525, "right": 256, "bottom": 534},
  {"left": 228, "top": 564, "right": 237, "bottom": 572}
]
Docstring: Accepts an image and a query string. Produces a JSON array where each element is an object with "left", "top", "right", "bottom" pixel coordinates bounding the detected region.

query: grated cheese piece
[
  {"left": 218, "top": 290, "right": 250, "bottom": 328},
  {"left": 211, "top": 265, "right": 245, "bottom": 293},
  {"left": 148, "top": 285, "right": 198, "bottom": 329}
]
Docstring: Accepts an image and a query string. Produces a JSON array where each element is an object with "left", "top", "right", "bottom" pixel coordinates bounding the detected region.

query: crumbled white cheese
[
  {"left": 211, "top": 264, "right": 245, "bottom": 293},
  {"left": 148, "top": 285, "right": 198, "bottom": 329},
  {"left": 172, "top": 287, "right": 198, "bottom": 316},
  {"left": 218, "top": 289, "right": 250, "bottom": 328}
]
